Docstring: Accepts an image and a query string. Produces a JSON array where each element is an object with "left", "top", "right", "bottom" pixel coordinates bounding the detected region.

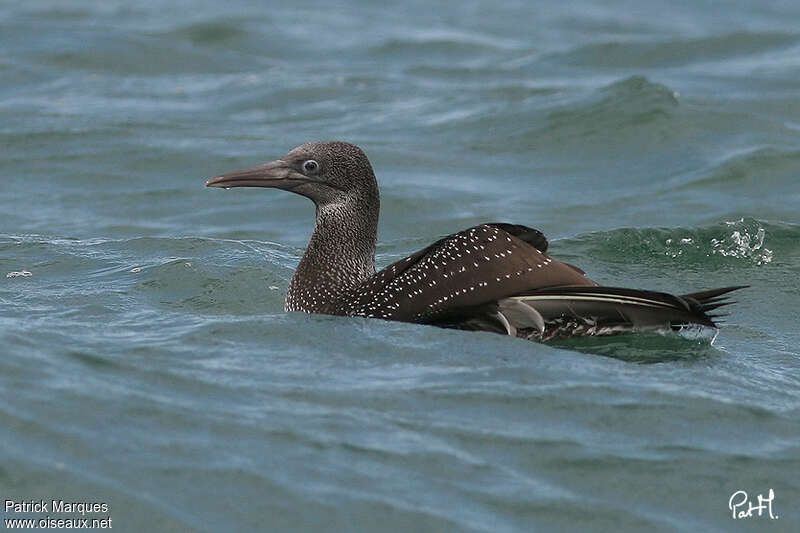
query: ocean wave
[
  {"left": 370, "top": 29, "right": 519, "bottom": 57},
  {"left": 0, "top": 234, "right": 296, "bottom": 316},
  {"left": 564, "top": 217, "right": 792, "bottom": 268},
  {"left": 418, "top": 75, "right": 684, "bottom": 154},
  {"left": 545, "top": 75, "right": 679, "bottom": 137},
  {"left": 164, "top": 19, "right": 250, "bottom": 46},
  {"left": 689, "top": 146, "right": 800, "bottom": 189},
  {"left": 548, "top": 31, "right": 798, "bottom": 68}
]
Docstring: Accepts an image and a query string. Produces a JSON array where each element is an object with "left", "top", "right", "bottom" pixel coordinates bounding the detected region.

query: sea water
[{"left": 1, "top": 1, "right": 799, "bottom": 531}]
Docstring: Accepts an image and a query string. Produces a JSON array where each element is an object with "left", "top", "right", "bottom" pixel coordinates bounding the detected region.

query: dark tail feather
[
  {"left": 492, "top": 285, "right": 747, "bottom": 340},
  {"left": 680, "top": 286, "right": 748, "bottom": 315}
]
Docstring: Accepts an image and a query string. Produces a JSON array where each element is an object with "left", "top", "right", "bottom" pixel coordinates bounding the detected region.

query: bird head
[{"left": 206, "top": 141, "right": 378, "bottom": 208}]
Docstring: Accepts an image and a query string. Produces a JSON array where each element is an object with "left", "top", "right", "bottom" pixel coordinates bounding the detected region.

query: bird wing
[
  {"left": 337, "top": 224, "right": 596, "bottom": 321},
  {"left": 495, "top": 285, "right": 745, "bottom": 340},
  {"left": 484, "top": 222, "right": 549, "bottom": 253},
  {"left": 431, "top": 285, "right": 745, "bottom": 340}
]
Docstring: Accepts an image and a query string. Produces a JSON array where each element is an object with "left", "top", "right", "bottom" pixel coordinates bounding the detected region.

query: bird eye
[{"left": 302, "top": 160, "right": 319, "bottom": 173}]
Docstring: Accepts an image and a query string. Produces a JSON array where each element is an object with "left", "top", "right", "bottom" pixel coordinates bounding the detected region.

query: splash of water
[
  {"left": 663, "top": 218, "right": 773, "bottom": 265},
  {"left": 711, "top": 218, "right": 773, "bottom": 265}
]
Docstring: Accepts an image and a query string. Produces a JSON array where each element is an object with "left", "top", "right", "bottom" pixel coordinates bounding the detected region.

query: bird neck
[{"left": 286, "top": 194, "right": 379, "bottom": 313}]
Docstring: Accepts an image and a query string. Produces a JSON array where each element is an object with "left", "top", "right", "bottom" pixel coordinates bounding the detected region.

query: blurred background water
[{"left": 1, "top": 0, "right": 799, "bottom": 531}]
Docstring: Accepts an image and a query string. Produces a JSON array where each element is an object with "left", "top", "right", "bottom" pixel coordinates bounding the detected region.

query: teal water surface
[{"left": 1, "top": 1, "right": 799, "bottom": 531}]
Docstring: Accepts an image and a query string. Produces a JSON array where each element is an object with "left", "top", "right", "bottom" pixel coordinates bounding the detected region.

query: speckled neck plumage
[{"left": 286, "top": 193, "right": 379, "bottom": 313}]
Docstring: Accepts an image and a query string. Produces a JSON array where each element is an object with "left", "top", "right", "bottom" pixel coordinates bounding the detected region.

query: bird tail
[{"left": 493, "top": 285, "right": 747, "bottom": 340}]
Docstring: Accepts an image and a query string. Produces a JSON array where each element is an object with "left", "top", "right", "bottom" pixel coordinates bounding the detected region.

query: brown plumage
[{"left": 206, "top": 141, "right": 745, "bottom": 341}]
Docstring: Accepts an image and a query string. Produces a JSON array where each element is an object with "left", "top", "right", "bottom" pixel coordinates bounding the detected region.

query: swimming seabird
[{"left": 206, "top": 141, "right": 744, "bottom": 341}]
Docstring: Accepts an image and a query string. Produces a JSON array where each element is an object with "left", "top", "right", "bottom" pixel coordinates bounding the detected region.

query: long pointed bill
[{"left": 205, "top": 159, "right": 314, "bottom": 190}]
